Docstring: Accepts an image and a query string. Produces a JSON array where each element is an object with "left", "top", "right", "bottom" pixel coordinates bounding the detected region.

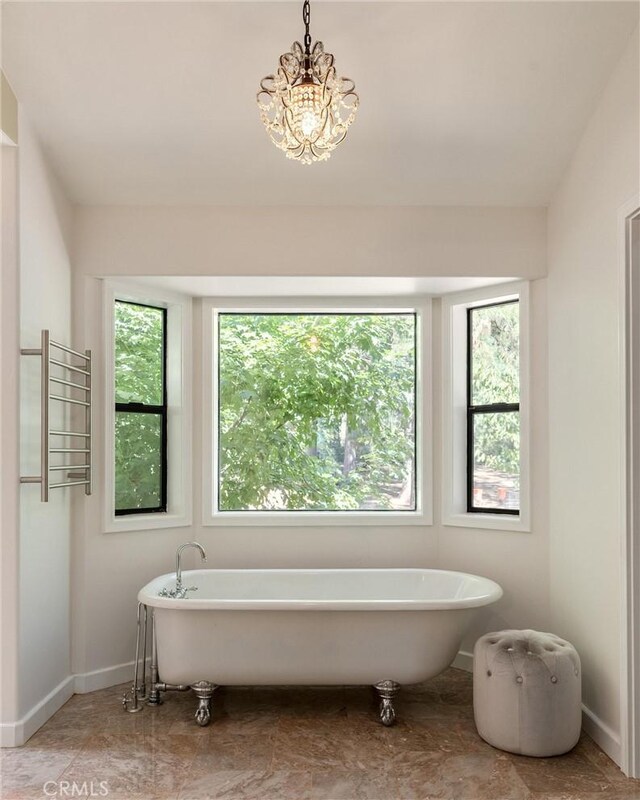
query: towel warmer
[{"left": 20, "top": 329, "right": 92, "bottom": 501}]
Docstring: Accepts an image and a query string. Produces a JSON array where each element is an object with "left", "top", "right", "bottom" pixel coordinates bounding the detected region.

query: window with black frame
[
  {"left": 114, "top": 300, "right": 167, "bottom": 515},
  {"left": 467, "top": 300, "right": 520, "bottom": 514}
]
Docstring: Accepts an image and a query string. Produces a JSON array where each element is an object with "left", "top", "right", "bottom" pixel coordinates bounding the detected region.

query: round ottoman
[{"left": 473, "top": 629, "right": 581, "bottom": 757}]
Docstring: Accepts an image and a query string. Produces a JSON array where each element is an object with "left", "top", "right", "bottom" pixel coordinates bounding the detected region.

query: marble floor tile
[
  {"left": 271, "top": 716, "right": 392, "bottom": 772},
  {"left": 3, "top": 669, "right": 640, "bottom": 800},
  {"left": 507, "top": 748, "right": 622, "bottom": 796},
  {"left": 310, "top": 768, "right": 400, "bottom": 800},
  {"left": 177, "top": 769, "right": 312, "bottom": 800},
  {"left": 54, "top": 732, "right": 199, "bottom": 800},
  {"left": 394, "top": 750, "right": 530, "bottom": 800},
  {"left": 0, "top": 745, "right": 79, "bottom": 800}
]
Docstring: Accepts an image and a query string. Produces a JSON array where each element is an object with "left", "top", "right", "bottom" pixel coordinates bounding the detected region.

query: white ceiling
[
  {"left": 121, "top": 275, "right": 513, "bottom": 297},
  {"left": 3, "top": 2, "right": 637, "bottom": 206}
]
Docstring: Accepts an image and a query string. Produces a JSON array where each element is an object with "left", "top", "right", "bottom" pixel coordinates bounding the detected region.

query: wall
[
  {"left": 71, "top": 205, "right": 549, "bottom": 678},
  {"left": 547, "top": 26, "right": 639, "bottom": 761},
  {"left": 17, "top": 113, "right": 74, "bottom": 725},
  {"left": 74, "top": 205, "right": 546, "bottom": 280},
  {"left": 436, "top": 280, "right": 550, "bottom": 651},
  {"left": 0, "top": 77, "right": 20, "bottom": 740}
]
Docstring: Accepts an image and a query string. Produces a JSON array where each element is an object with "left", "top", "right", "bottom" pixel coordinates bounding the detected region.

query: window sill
[
  {"left": 104, "top": 512, "right": 191, "bottom": 534},
  {"left": 442, "top": 512, "right": 530, "bottom": 533},
  {"left": 203, "top": 511, "right": 432, "bottom": 528}
]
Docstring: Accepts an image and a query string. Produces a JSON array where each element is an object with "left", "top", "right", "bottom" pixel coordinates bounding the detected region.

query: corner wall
[
  {"left": 547, "top": 26, "right": 640, "bottom": 761},
  {"left": 14, "top": 112, "right": 74, "bottom": 740}
]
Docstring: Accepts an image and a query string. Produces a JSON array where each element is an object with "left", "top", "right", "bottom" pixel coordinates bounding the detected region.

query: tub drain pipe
[{"left": 122, "top": 602, "right": 148, "bottom": 713}]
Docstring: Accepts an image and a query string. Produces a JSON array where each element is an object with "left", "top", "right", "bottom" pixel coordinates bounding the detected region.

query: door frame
[{"left": 621, "top": 195, "right": 640, "bottom": 778}]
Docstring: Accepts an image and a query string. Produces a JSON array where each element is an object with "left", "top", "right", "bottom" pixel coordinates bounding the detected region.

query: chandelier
[{"left": 257, "top": 0, "right": 359, "bottom": 164}]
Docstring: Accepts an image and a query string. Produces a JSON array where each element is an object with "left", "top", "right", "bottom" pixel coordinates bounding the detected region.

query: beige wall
[
  {"left": 74, "top": 205, "right": 546, "bottom": 279},
  {"left": 547, "top": 26, "right": 639, "bottom": 758},
  {"left": 1, "top": 141, "right": 20, "bottom": 736},
  {"left": 18, "top": 113, "right": 73, "bottom": 718},
  {"left": 1, "top": 72, "right": 18, "bottom": 145}
]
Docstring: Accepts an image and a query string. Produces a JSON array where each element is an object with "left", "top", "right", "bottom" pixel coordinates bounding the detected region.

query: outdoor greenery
[
  {"left": 111, "top": 301, "right": 519, "bottom": 515},
  {"left": 114, "top": 301, "right": 165, "bottom": 512},
  {"left": 218, "top": 313, "right": 416, "bottom": 511},
  {"left": 470, "top": 301, "right": 520, "bottom": 504}
]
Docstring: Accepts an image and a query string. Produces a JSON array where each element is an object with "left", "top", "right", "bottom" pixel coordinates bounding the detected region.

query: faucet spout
[{"left": 176, "top": 542, "right": 207, "bottom": 594}]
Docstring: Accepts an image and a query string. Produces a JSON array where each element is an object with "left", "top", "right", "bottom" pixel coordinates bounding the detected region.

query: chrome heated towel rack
[{"left": 20, "top": 330, "right": 92, "bottom": 501}]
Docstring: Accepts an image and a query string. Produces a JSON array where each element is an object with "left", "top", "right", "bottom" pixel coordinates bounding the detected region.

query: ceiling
[
  {"left": 3, "top": 2, "right": 637, "bottom": 206},
  {"left": 122, "top": 275, "right": 513, "bottom": 297}
]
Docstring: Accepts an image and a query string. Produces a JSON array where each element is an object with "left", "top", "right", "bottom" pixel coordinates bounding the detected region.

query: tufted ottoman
[{"left": 473, "top": 629, "right": 581, "bottom": 757}]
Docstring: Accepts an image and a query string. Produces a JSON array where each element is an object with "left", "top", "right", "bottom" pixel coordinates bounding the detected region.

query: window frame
[
  {"left": 441, "top": 282, "right": 530, "bottom": 532},
  {"left": 466, "top": 300, "right": 520, "bottom": 516},
  {"left": 103, "top": 281, "right": 192, "bottom": 533},
  {"left": 202, "top": 296, "right": 432, "bottom": 527},
  {"left": 114, "top": 299, "right": 168, "bottom": 516}
]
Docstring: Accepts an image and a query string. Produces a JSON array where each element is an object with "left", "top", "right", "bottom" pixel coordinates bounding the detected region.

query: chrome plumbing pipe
[
  {"left": 122, "top": 602, "right": 148, "bottom": 713},
  {"left": 147, "top": 609, "right": 162, "bottom": 706}
]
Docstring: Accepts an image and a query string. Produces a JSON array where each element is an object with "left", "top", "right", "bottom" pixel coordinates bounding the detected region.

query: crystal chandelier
[{"left": 257, "top": 0, "right": 359, "bottom": 164}]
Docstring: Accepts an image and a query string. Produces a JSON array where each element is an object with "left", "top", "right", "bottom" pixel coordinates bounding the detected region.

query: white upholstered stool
[{"left": 473, "top": 629, "right": 581, "bottom": 757}]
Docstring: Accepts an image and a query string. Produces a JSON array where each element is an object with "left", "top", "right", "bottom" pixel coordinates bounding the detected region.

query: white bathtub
[{"left": 139, "top": 568, "right": 502, "bottom": 688}]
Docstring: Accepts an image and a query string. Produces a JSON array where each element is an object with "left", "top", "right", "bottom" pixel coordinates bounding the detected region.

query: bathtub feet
[
  {"left": 374, "top": 680, "right": 400, "bottom": 727},
  {"left": 191, "top": 680, "right": 218, "bottom": 727}
]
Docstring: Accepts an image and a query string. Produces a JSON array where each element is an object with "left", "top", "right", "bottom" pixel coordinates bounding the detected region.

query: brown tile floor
[{"left": 1, "top": 668, "right": 639, "bottom": 800}]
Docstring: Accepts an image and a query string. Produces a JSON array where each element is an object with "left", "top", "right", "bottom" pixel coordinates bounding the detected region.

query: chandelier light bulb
[{"left": 257, "top": 0, "right": 359, "bottom": 164}]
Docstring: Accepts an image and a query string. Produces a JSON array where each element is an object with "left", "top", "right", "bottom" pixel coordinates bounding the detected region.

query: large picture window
[
  {"left": 467, "top": 300, "right": 520, "bottom": 514},
  {"left": 114, "top": 300, "right": 167, "bottom": 515},
  {"left": 215, "top": 311, "right": 417, "bottom": 513}
]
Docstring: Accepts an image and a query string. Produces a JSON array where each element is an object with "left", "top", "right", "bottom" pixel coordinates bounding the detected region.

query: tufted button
[
  {"left": 507, "top": 647, "right": 514, "bottom": 652},
  {"left": 527, "top": 651, "right": 533, "bottom": 656},
  {"left": 551, "top": 676, "right": 558, "bottom": 684},
  {"left": 487, "top": 670, "right": 492, "bottom": 677},
  {"left": 516, "top": 676, "right": 523, "bottom": 684},
  {"left": 574, "top": 669, "right": 579, "bottom": 677}
]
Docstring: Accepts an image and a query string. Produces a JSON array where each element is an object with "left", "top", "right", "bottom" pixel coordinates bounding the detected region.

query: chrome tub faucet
[{"left": 159, "top": 541, "right": 207, "bottom": 599}]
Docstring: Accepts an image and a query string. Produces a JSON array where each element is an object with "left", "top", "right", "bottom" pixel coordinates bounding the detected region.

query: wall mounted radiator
[{"left": 20, "top": 330, "right": 92, "bottom": 501}]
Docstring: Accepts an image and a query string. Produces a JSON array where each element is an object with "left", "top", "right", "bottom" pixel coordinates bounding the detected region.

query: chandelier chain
[{"left": 303, "top": 0, "right": 311, "bottom": 55}]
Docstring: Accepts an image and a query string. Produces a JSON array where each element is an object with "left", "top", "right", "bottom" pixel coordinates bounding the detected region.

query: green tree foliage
[
  {"left": 471, "top": 302, "right": 520, "bottom": 479},
  {"left": 114, "top": 302, "right": 164, "bottom": 511},
  {"left": 218, "top": 314, "right": 416, "bottom": 511}
]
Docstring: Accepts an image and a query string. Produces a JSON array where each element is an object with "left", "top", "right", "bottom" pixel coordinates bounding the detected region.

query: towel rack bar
[
  {"left": 49, "top": 358, "right": 90, "bottom": 376},
  {"left": 50, "top": 448, "right": 90, "bottom": 454},
  {"left": 42, "top": 331, "right": 50, "bottom": 501},
  {"left": 50, "top": 394, "right": 90, "bottom": 407},
  {"left": 50, "top": 340, "right": 91, "bottom": 361},
  {"left": 85, "top": 348, "right": 92, "bottom": 496},
  {"left": 50, "top": 480, "right": 90, "bottom": 490},
  {"left": 49, "top": 376, "right": 91, "bottom": 392},
  {"left": 20, "top": 330, "right": 92, "bottom": 500}
]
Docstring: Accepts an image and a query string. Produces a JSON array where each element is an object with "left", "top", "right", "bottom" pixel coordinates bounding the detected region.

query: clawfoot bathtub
[{"left": 137, "top": 568, "right": 502, "bottom": 727}]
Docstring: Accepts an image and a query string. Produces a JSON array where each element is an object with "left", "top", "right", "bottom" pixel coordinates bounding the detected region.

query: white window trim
[
  {"left": 103, "top": 280, "right": 192, "bottom": 532},
  {"left": 441, "top": 281, "right": 530, "bottom": 532},
  {"left": 202, "top": 296, "right": 432, "bottom": 527}
]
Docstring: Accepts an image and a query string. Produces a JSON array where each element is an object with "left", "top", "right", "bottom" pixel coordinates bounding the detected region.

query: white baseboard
[
  {"left": 452, "top": 649, "right": 474, "bottom": 671},
  {"left": 582, "top": 704, "right": 622, "bottom": 766},
  {"left": 73, "top": 659, "right": 141, "bottom": 694},
  {"left": 0, "top": 675, "right": 75, "bottom": 748},
  {"left": 1, "top": 660, "right": 140, "bottom": 748}
]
